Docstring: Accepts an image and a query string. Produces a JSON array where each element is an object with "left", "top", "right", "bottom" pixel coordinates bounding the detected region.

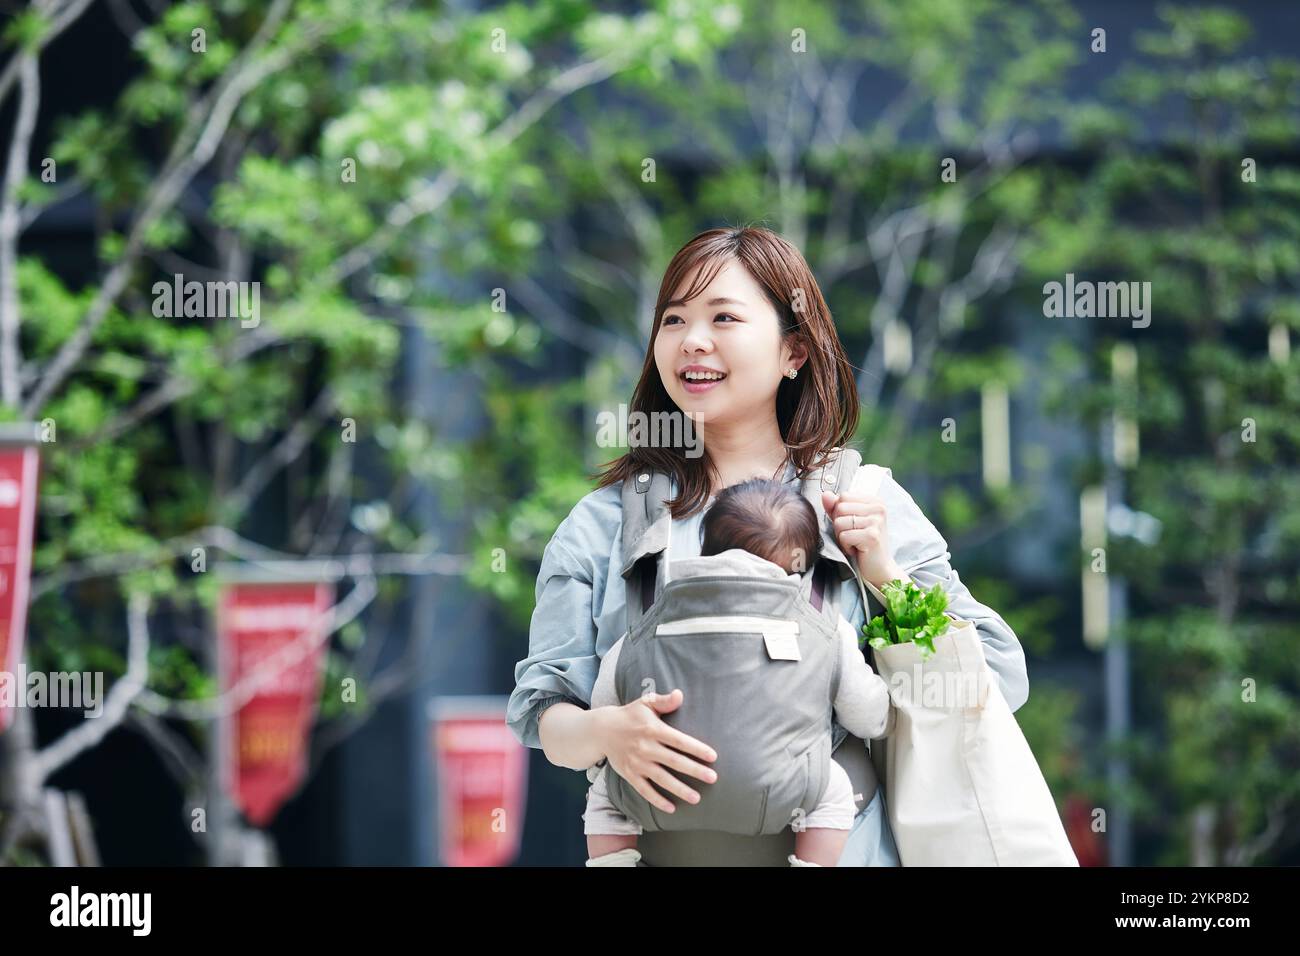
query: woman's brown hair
[{"left": 593, "top": 225, "right": 860, "bottom": 518}]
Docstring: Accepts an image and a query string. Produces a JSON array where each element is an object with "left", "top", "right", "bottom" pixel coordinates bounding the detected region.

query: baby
[{"left": 584, "top": 477, "right": 896, "bottom": 867}]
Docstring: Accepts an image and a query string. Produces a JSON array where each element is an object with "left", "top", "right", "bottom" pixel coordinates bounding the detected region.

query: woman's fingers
[
  {"left": 829, "top": 499, "right": 885, "bottom": 519},
  {"left": 836, "top": 528, "right": 882, "bottom": 553},
  {"left": 834, "top": 515, "right": 885, "bottom": 556},
  {"left": 644, "top": 762, "right": 703, "bottom": 808},
  {"left": 615, "top": 693, "right": 719, "bottom": 814},
  {"left": 647, "top": 740, "right": 719, "bottom": 786},
  {"left": 625, "top": 748, "right": 702, "bottom": 814},
  {"left": 626, "top": 750, "right": 710, "bottom": 815},
  {"left": 635, "top": 691, "right": 717, "bottom": 766},
  {"left": 655, "top": 721, "right": 718, "bottom": 768},
  {"left": 628, "top": 775, "right": 677, "bottom": 815},
  {"left": 832, "top": 513, "right": 883, "bottom": 536}
]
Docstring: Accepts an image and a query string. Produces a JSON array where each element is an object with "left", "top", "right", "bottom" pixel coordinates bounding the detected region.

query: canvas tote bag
[{"left": 852, "top": 464, "right": 1078, "bottom": 866}]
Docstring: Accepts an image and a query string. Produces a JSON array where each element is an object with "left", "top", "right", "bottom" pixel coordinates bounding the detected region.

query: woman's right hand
[{"left": 595, "top": 689, "right": 719, "bottom": 815}]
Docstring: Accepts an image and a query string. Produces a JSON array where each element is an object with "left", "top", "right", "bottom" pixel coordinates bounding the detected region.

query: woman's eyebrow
[{"left": 664, "top": 296, "right": 748, "bottom": 308}]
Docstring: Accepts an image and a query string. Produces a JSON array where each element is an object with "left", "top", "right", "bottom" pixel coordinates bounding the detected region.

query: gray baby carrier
[{"left": 605, "top": 446, "right": 883, "bottom": 862}]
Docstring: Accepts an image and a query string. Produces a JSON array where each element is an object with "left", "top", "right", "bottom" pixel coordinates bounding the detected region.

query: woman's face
[{"left": 654, "top": 258, "right": 806, "bottom": 428}]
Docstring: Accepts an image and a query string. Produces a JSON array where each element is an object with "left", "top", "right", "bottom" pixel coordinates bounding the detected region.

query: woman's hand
[
  {"left": 822, "top": 490, "right": 905, "bottom": 590},
  {"left": 594, "top": 689, "right": 719, "bottom": 815}
]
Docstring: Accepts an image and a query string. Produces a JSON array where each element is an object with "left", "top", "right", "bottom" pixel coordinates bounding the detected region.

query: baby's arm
[
  {"left": 584, "top": 636, "right": 625, "bottom": 783},
  {"left": 832, "top": 617, "right": 896, "bottom": 740},
  {"left": 589, "top": 635, "right": 625, "bottom": 710}
]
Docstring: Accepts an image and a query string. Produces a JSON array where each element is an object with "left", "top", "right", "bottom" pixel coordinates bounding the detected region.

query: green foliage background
[{"left": 4, "top": 0, "right": 1297, "bottom": 864}]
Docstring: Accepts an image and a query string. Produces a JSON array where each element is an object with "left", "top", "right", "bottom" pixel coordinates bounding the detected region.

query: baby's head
[{"left": 700, "top": 478, "right": 822, "bottom": 574}]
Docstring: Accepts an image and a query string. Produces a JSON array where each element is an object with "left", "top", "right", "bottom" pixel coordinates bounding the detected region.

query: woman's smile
[{"left": 679, "top": 363, "right": 729, "bottom": 394}]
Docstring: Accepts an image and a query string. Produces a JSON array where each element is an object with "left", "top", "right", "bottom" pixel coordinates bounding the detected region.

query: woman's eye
[{"left": 662, "top": 313, "right": 738, "bottom": 326}]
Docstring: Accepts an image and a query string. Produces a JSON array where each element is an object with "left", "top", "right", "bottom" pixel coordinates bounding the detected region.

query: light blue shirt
[{"left": 506, "top": 461, "right": 1031, "bottom": 865}]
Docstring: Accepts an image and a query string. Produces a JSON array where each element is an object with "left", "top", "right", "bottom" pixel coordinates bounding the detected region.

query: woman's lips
[{"left": 681, "top": 373, "right": 726, "bottom": 394}]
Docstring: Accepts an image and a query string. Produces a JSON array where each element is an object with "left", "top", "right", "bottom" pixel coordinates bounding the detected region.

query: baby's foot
[{"left": 586, "top": 848, "right": 642, "bottom": 867}]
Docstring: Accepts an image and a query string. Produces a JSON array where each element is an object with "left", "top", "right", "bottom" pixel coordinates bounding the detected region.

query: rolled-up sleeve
[
  {"left": 879, "top": 472, "right": 1030, "bottom": 714},
  {"left": 506, "top": 533, "right": 604, "bottom": 750}
]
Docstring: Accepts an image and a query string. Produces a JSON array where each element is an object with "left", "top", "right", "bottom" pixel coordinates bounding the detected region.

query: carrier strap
[{"left": 809, "top": 562, "right": 829, "bottom": 612}]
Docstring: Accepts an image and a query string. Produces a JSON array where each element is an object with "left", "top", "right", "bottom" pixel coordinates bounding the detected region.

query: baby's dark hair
[{"left": 700, "top": 478, "right": 822, "bottom": 574}]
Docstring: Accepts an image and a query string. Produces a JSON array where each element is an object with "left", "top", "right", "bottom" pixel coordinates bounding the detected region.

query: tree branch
[
  {"left": 317, "top": 49, "right": 637, "bottom": 290},
  {"left": 509, "top": 272, "right": 638, "bottom": 361},
  {"left": 304, "top": 437, "right": 354, "bottom": 555},
  {"left": 30, "top": 523, "right": 470, "bottom": 599},
  {"left": 30, "top": 591, "right": 152, "bottom": 785},
  {"left": 855, "top": 204, "right": 933, "bottom": 403},
  {"left": 0, "top": 53, "right": 40, "bottom": 409},
  {"left": 21, "top": 0, "right": 319, "bottom": 416},
  {"left": 0, "top": 0, "right": 95, "bottom": 111},
  {"left": 19, "top": 177, "right": 90, "bottom": 231},
  {"left": 64, "top": 326, "right": 284, "bottom": 449},
  {"left": 1223, "top": 796, "right": 1290, "bottom": 866},
  {"left": 122, "top": 708, "right": 205, "bottom": 797},
  {"left": 220, "top": 385, "right": 335, "bottom": 522}
]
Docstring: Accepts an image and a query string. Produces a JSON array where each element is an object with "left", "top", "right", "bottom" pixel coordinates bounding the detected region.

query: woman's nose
[{"left": 681, "top": 326, "right": 713, "bottom": 353}]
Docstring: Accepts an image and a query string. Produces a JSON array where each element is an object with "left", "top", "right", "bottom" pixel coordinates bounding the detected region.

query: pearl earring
[{"left": 785, "top": 368, "right": 798, "bottom": 379}]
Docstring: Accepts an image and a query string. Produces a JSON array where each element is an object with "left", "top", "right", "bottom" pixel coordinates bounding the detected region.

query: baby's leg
[
  {"left": 791, "top": 757, "right": 857, "bottom": 866},
  {"left": 588, "top": 834, "right": 640, "bottom": 858},
  {"left": 584, "top": 766, "right": 643, "bottom": 865}
]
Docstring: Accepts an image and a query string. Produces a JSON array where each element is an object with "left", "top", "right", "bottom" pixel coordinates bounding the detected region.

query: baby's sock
[
  {"left": 586, "top": 847, "right": 642, "bottom": 867},
  {"left": 787, "top": 854, "right": 823, "bottom": 867}
]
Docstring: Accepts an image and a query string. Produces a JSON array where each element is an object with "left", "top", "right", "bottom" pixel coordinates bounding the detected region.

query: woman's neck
[{"left": 702, "top": 418, "right": 789, "bottom": 494}]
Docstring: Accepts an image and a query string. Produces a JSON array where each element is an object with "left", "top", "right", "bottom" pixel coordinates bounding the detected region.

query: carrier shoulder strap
[{"left": 619, "top": 468, "right": 674, "bottom": 635}]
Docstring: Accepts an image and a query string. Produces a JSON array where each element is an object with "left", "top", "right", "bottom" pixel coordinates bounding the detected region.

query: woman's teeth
[{"left": 683, "top": 371, "right": 726, "bottom": 381}]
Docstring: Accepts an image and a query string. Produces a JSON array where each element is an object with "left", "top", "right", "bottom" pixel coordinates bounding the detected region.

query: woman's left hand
[{"left": 822, "top": 490, "right": 905, "bottom": 590}]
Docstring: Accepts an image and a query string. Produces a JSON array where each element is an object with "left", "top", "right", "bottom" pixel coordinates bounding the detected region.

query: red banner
[
  {"left": 0, "top": 445, "right": 40, "bottom": 734},
  {"left": 1064, "top": 792, "right": 1109, "bottom": 867},
  {"left": 430, "top": 700, "right": 528, "bottom": 867},
  {"left": 219, "top": 580, "right": 332, "bottom": 827}
]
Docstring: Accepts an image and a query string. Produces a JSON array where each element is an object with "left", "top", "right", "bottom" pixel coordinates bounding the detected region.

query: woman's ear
[{"left": 783, "top": 335, "right": 810, "bottom": 373}]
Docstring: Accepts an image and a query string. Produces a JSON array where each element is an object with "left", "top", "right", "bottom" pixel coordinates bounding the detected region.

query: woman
[{"left": 507, "top": 225, "right": 1030, "bottom": 865}]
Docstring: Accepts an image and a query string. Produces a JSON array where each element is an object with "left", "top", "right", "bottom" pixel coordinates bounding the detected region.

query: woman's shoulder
[
  {"left": 567, "top": 480, "right": 624, "bottom": 527},
  {"left": 868, "top": 465, "right": 950, "bottom": 568},
  {"left": 546, "top": 481, "right": 625, "bottom": 567}
]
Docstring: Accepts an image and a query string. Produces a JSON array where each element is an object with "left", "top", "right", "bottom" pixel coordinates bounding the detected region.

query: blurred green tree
[
  {"left": 4, "top": 0, "right": 1293, "bottom": 867},
  {"left": 1032, "top": 5, "right": 1300, "bottom": 864}
]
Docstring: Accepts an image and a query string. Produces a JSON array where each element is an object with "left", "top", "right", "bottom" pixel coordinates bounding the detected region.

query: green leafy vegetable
[{"left": 859, "top": 580, "right": 951, "bottom": 660}]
